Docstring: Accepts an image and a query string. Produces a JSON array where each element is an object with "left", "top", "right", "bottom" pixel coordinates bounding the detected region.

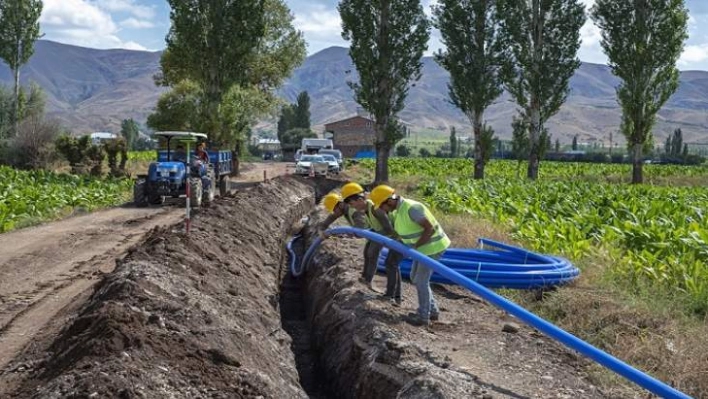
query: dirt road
[{"left": 0, "top": 162, "right": 286, "bottom": 372}]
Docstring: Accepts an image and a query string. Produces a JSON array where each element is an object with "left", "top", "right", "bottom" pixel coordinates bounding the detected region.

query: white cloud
[
  {"left": 120, "top": 17, "right": 154, "bottom": 29},
  {"left": 40, "top": 0, "right": 150, "bottom": 50},
  {"left": 293, "top": 4, "right": 347, "bottom": 53},
  {"left": 293, "top": 5, "right": 340, "bottom": 35},
  {"left": 121, "top": 41, "right": 148, "bottom": 51},
  {"left": 680, "top": 43, "right": 708, "bottom": 65},
  {"left": 96, "top": 0, "right": 156, "bottom": 20}
]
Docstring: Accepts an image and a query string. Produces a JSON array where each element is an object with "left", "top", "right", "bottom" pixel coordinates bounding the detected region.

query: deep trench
[
  {"left": 279, "top": 226, "right": 333, "bottom": 399},
  {"left": 278, "top": 179, "right": 342, "bottom": 398}
]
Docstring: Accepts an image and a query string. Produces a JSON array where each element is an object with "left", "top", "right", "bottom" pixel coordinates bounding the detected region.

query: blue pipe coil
[
  {"left": 299, "top": 227, "right": 691, "bottom": 399},
  {"left": 376, "top": 238, "right": 580, "bottom": 289}
]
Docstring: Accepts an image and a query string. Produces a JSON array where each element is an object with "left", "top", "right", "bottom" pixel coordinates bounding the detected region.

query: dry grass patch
[
  {"left": 436, "top": 212, "right": 514, "bottom": 248},
  {"left": 519, "top": 286, "right": 708, "bottom": 397}
]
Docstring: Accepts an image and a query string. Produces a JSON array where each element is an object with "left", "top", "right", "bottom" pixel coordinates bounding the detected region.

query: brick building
[{"left": 324, "top": 116, "right": 376, "bottom": 158}]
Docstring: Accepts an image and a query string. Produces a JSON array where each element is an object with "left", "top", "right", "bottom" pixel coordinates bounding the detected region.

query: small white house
[{"left": 89, "top": 132, "right": 118, "bottom": 145}]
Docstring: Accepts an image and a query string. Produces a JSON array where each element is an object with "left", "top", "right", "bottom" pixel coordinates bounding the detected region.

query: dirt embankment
[
  {"left": 1, "top": 177, "right": 315, "bottom": 398},
  {"left": 298, "top": 211, "right": 641, "bottom": 399}
]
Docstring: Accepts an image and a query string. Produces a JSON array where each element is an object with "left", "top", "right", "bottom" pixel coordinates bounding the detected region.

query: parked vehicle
[
  {"left": 133, "top": 131, "right": 234, "bottom": 208},
  {"left": 302, "top": 138, "right": 333, "bottom": 154},
  {"left": 295, "top": 154, "right": 328, "bottom": 176},
  {"left": 318, "top": 149, "right": 344, "bottom": 170},
  {"left": 320, "top": 154, "right": 340, "bottom": 174}
]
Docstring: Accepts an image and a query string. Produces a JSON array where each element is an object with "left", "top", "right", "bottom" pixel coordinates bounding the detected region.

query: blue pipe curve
[
  {"left": 298, "top": 226, "right": 691, "bottom": 399},
  {"left": 287, "top": 234, "right": 303, "bottom": 277}
]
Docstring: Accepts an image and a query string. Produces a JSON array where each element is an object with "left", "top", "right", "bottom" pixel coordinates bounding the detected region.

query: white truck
[{"left": 301, "top": 138, "right": 333, "bottom": 153}]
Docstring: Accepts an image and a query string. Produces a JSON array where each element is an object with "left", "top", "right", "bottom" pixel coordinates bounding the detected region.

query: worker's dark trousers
[
  {"left": 363, "top": 240, "right": 403, "bottom": 300},
  {"left": 363, "top": 240, "right": 381, "bottom": 282}
]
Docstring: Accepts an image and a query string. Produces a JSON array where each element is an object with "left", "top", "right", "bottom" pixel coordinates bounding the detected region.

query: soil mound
[{"left": 3, "top": 177, "right": 315, "bottom": 398}]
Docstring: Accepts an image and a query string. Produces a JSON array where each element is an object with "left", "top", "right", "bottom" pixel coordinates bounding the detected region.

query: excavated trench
[
  {"left": 281, "top": 209, "right": 491, "bottom": 399},
  {"left": 278, "top": 233, "right": 330, "bottom": 398},
  {"left": 0, "top": 175, "right": 488, "bottom": 399}
]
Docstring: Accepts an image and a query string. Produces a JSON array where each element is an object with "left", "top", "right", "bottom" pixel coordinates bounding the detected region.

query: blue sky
[{"left": 40, "top": 0, "right": 708, "bottom": 71}]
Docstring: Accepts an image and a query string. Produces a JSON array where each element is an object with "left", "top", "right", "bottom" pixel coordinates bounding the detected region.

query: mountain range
[{"left": 2, "top": 40, "right": 708, "bottom": 144}]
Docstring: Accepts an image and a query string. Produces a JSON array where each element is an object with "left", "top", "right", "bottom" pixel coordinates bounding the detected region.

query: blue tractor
[{"left": 133, "top": 131, "right": 234, "bottom": 208}]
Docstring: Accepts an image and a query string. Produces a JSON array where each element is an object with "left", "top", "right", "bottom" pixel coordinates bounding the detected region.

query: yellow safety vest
[
  {"left": 392, "top": 198, "right": 450, "bottom": 256},
  {"left": 343, "top": 204, "right": 357, "bottom": 227},
  {"left": 364, "top": 200, "right": 384, "bottom": 232}
]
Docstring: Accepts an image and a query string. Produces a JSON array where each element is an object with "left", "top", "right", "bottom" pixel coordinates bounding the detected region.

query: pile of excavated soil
[
  {"left": 2, "top": 177, "right": 316, "bottom": 399},
  {"left": 300, "top": 211, "right": 642, "bottom": 399}
]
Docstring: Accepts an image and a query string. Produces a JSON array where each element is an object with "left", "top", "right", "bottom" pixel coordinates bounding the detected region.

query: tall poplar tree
[
  {"left": 498, "top": 0, "right": 585, "bottom": 180},
  {"left": 162, "top": 0, "right": 266, "bottom": 135},
  {"left": 433, "top": 0, "right": 505, "bottom": 179},
  {"left": 339, "top": 0, "right": 430, "bottom": 183},
  {"left": 0, "top": 0, "right": 42, "bottom": 137},
  {"left": 592, "top": 0, "right": 687, "bottom": 183},
  {"left": 293, "top": 91, "right": 311, "bottom": 130}
]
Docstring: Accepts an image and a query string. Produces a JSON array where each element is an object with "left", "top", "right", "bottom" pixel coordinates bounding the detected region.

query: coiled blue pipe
[
  {"left": 299, "top": 227, "right": 691, "bottom": 399},
  {"left": 377, "top": 238, "right": 580, "bottom": 289}
]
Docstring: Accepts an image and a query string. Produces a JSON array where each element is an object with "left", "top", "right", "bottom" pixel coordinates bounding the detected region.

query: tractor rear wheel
[
  {"left": 189, "top": 178, "right": 203, "bottom": 208},
  {"left": 133, "top": 179, "right": 148, "bottom": 207},
  {"left": 219, "top": 175, "right": 229, "bottom": 197}
]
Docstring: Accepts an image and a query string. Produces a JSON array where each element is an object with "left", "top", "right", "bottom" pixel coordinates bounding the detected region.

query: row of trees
[
  {"left": 0, "top": 0, "right": 61, "bottom": 171},
  {"left": 147, "top": 0, "right": 306, "bottom": 174},
  {"left": 276, "top": 91, "right": 315, "bottom": 150},
  {"left": 340, "top": 0, "right": 688, "bottom": 184}
]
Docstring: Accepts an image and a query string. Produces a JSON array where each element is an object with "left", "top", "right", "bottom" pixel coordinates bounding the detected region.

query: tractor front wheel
[
  {"left": 133, "top": 179, "right": 148, "bottom": 207},
  {"left": 189, "top": 178, "right": 203, "bottom": 208}
]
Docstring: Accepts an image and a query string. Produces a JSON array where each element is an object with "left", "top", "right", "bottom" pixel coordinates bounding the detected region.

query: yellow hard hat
[
  {"left": 370, "top": 185, "right": 395, "bottom": 209},
  {"left": 341, "top": 182, "right": 365, "bottom": 201},
  {"left": 322, "top": 193, "right": 342, "bottom": 213}
]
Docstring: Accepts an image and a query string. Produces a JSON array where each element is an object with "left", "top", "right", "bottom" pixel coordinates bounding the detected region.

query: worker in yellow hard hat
[
  {"left": 370, "top": 184, "right": 451, "bottom": 326},
  {"left": 319, "top": 191, "right": 367, "bottom": 231},
  {"left": 340, "top": 182, "right": 403, "bottom": 303}
]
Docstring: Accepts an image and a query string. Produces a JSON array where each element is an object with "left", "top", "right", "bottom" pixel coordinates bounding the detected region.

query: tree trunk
[
  {"left": 472, "top": 110, "right": 484, "bottom": 180},
  {"left": 13, "top": 41, "right": 21, "bottom": 137},
  {"left": 527, "top": 104, "right": 541, "bottom": 180},
  {"left": 233, "top": 142, "right": 241, "bottom": 177},
  {"left": 527, "top": 0, "right": 543, "bottom": 181},
  {"left": 631, "top": 142, "right": 643, "bottom": 184},
  {"left": 374, "top": 142, "right": 390, "bottom": 184},
  {"left": 374, "top": 123, "right": 389, "bottom": 184}
]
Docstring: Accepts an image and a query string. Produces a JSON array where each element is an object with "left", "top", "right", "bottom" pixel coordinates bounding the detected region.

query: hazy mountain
[
  {"left": 2, "top": 41, "right": 708, "bottom": 144},
  {"left": 0, "top": 40, "right": 166, "bottom": 134},
  {"left": 281, "top": 47, "right": 708, "bottom": 144}
]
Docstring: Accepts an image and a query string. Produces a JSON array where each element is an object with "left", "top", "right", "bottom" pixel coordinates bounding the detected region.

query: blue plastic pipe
[
  {"left": 376, "top": 238, "right": 580, "bottom": 289},
  {"left": 299, "top": 227, "right": 691, "bottom": 399},
  {"left": 287, "top": 234, "right": 303, "bottom": 276}
]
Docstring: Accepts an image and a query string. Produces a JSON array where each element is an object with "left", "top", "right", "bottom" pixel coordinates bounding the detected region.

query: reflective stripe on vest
[
  {"left": 365, "top": 200, "right": 383, "bottom": 232},
  {"left": 392, "top": 198, "right": 451, "bottom": 256}
]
